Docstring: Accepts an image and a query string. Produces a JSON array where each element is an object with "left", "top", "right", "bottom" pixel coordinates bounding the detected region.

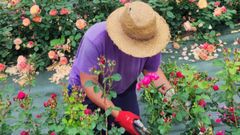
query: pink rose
[
  {"left": 48, "top": 51, "right": 58, "bottom": 60},
  {"left": 136, "top": 82, "right": 142, "bottom": 91},
  {"left": 22, "top": 18, "right": 31, "bottom": 27},
  {"left": 14, "top": 38, "right": 22, "bottom": 45},
  {"left": 49, "top": 9, "right": 58, "bottom": 16},
  {"left": 221, "top": 6, "right": 227, "bottom": 13},
  {"left": 44, "top": 101, "right": 49, "bottom": 107},
  {"left": 17, "top": 62, "right": 28, "bottom": 70},
  {"left": 200, "top": 126, "right": 206, "bottom": 133},
  {"left": 213, "top": 85, "right": 219, "bottom": 91},
  {"left": 20, "top": 130, "right": 29, "bottom": 135},
  {"left": 17, "top": 56, "right": 27, "bottom": 67},
  {"left": 119, "top": 0, "right": 129, "bottom": 4},
  {"left": 27, "top": 41, "right": 34, "bottom": 48},
  {"left": 51, "top": 93, "right": 57, "bottom": 99},
  {"left": 213, "top": 7, "right": 222, "bottom": 16},
  {"left": 216, "top": 130, "right": 225, "bottom": 135},
  {"left": 214, "top": 1, "right": 221, "bottom": 7},
  {"left": 215, "top": 118, "right": 222, "bottom": 123},
  {"left": 84, "top": 108, "right": 92, "bottom": 115},
  {"left": 147, "top": 73, "right": 159, "bottom": 81},
  {"left": 0, "top": 63, "right": 6, "bottom": 72},
  {"left": 183, "top": 21, "right": 192, "bottom": 31},
  {"left": 50, "top": 132, "right": 56, "bottom": 135},
  {"left": 198, "top": 99, "right": 206, "bottom": 108},
  {"left": 59, "top": 57, "right": 68, "bottom": 65},
  {"left": 17, "top": 91, "right": 27, "bottom": 100},
  {"left": 141, "top": 76, "right": 151, "bottom": 86}
]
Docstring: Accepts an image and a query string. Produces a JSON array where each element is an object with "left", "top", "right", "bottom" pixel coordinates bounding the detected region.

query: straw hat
[{"left": 106, "top": 1, "right": 171, "bottom": 58}]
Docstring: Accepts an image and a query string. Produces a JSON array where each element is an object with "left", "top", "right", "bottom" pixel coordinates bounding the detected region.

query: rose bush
[
  {"left": 139, "top": 48, "right": 240, "bottom": 134},
  {"left": 0, "top": 0, "right": 239, "bottom": 70}
]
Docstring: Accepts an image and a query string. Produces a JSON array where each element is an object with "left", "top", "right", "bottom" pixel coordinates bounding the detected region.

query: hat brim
[{"left": 106, "top": 7, "right": 171, "bottom": 58}]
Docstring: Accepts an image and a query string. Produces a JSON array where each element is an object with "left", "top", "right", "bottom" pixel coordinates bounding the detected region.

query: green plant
[{"left": 84, "top": 56, "right": 125, "bottom": 135}]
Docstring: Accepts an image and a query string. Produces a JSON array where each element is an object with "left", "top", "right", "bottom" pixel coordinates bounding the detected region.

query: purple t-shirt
[{"left": 69, "top": 22, "right": 161, "bottom": 94}]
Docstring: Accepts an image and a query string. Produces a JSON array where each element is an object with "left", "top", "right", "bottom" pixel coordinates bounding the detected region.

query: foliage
[
  {"left": 139, "top": 48, "right": 240, "bottom": 134},
  {"left": 0, "top": 0, "right": 239, "bottom": 70}
]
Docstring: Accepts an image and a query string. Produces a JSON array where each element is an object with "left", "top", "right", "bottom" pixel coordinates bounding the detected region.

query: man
[{"left": 69, "top": 1, "right": 172, "bottom": 134}]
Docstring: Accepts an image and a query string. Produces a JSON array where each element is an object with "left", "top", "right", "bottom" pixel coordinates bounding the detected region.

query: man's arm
[
  {"left": 80, "top": 72, "right": 119, "bottom": 118},
  {"left": 143, "top": 68, "right": 172, "bottom": 94}
]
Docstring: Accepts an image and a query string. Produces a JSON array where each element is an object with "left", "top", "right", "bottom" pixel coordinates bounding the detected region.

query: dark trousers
[{"left": 68, "top": 81, "right": 140, "bottom": 134}]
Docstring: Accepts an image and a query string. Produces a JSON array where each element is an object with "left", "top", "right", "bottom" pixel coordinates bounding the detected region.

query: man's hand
[{"left": 115, "top": 111, "right": 140, "bottom": 135}]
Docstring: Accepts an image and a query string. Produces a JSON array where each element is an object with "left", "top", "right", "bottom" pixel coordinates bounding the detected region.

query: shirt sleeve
[
  {"left": 73, "top": 37, "right": 100, "bottom": 74},
  {"left": 143, "top": 53, "right": 161, "bottom": 72}
]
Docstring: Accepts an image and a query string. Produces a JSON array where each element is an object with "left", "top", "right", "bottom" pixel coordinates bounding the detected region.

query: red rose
[
  {"left": 229, "top": 114, "right": 238, "bottom": 122},
  {"left": 200, "top": 126, "right": 206, "bottom": 133},
  {"left": 51, "top": 93, "right": 57, "bottom": 99},
  {"left": 60, "top": 8, "right": 69, "bottom": 15},
  {"left": 213, "top": 85, "right": 219, "bottom": 91},
  {"left": 163, "top": 98, "right": 168, "bottom": 103},
  {"left": 17, "top": 91, "right": 27, "bottom": 100},
  {"left": 36, "top": 114, "right": 42, "bottom": 118},
  {"left": 84, "top": 108, "right": 92, "bottom": 115},
  {"left": 228, "top": 107, "right": 235, "bottom": 113},
  {"left": 0, "top": 63, "right": 6, "bottom": 72},
  {"left": 172, "top": 113, "right": 176, "bottom": 118},
  {"left": 198, "top": 99, "right": 206, "bottom": 108},
  {"left": 20, "top": 131, "right": 29, "bottom": 135},
  {"left": 176, "top": 71, "right": 184, "bottom": 78},
  {"left": 50, "top": 132, "right": 56, "bottom": 135},
  {"left": 99, "top": 56, "right": 106, "bottom": 65},
  {"left": 43, "top": 101, "right": 49, "bottom": 107}
]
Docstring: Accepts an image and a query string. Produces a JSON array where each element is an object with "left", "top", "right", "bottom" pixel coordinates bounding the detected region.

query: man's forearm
[{"left": 144, "top": 68, "right": 172, "bottom": 94}]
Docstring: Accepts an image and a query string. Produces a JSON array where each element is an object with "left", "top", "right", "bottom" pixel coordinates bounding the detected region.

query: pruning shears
[{"left": 133, "top": 119, "right": 151, "bottom": 135}]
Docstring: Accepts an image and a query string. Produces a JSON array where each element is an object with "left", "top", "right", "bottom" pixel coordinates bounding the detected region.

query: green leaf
[
  {"left": 75, "top": 33, "right": 82, "bottom": 40},
  {"left": 176, "top": 111, "right": 183, "bottom": 121},
  {"left": 110, "top": 91, "right": 117, "bottom": 98},
  {"left": 198, "top": 81, "right": 209, "bottom": 89},
  {"left": 229, "top": 68, "right": 237, "bottom": 75},
  {"left": 166, "top": 11, "right": 175, "bottom": 18},
  {"left": 85, "top": 80, "right": 94, "bottom": 87},
  {"left": 50, "top": 36, "right": 65, "bottom": 47},
  {"left": 105, "top": 108, "right": 112, "bottom": 116},
  {"left": 93, "top": 85, "right": 100, "bottom": 93},
  {"left": 213, "top": 59, "right": 224, "bottom": 67},
  {"left": 195, "top": 89, "right": 204, "bottom": 94},
  {"left": 111, "top": 73, "right": 121, "bottom": 81},
  {"left": 232, "top": 128, "right": 240, "bottom": 135},
  {"left": 202, "top": 115, "right": 211, "bottom": 125}
]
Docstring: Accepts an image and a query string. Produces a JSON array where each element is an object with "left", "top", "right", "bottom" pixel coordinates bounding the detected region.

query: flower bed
[{"left": 0, "top": 0, "right": 239, "bottom": 70}]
